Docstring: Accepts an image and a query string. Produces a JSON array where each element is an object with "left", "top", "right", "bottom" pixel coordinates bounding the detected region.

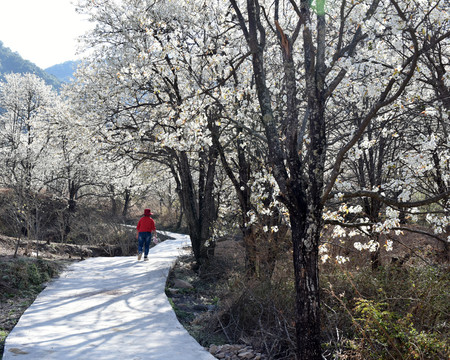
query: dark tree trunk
[
  {"left": 209, "top": 119, "right": 259, "bottom": 274},
  {"left": 65, "top": 181, "right": 78, "bottom": 237},
  {"left": 287, "top": 99, "right": 325, "bottom": 360},
  {"left": 229, "top": 0, "right": 326, "bottom": 356},
  {"left": 122, "top": 188, "right": 131, "bottom": 218},
  {"left": 291, "top": 214, "right": 321, "bottom": 360},
  {"left": 172, "top": 146, "right": 218, "bottom": 264},
  {"left": 13, "top": 237, "right": 21, "bottom": 258},
  {"left": 110, "top": 191, "right": 118, "bottom": 217},
  {"left": 175, "top": 206, "right": 183, "bottom": 230}
]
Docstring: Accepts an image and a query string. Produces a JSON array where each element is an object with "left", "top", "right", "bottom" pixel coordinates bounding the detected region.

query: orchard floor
[{"left": 3, "top": 233, "right": 215, "bottom": 360}]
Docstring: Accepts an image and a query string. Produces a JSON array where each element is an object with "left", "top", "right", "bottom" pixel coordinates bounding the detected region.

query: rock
[
  {"left": 238, "top": 351, "right": 253, "bottom": 358},
  {"left": 238, "top": 347, "right": 251, "bottom": 354},
  {"left": 172, "top": 278, "right": 194, "bottom": 289},
  {"left": 166, "top": 288, "right": 179, "bottom": 295},
  {"left": 209, "top": 345, "right": 219, "bottom": 354},
  {"left": 207, "top": 344, "right": 268, "bottom": 360}
]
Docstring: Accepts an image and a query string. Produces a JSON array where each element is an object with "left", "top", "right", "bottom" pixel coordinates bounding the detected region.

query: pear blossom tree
[
  {"left": 74, "top": 0, "right": 293, "bottom": 268},
  {"left": 323, "top": 102, "right": 449, "bottom": 267},
  {"left": 0, "top": 73, "right": 61, "bottom": 240},
  {"left": 44, "top": 108, "right": 110, "bottom": 239},
  {"left": 323, "top": 4, "right": 450, "bottom": 262},
  {"left": 0, "top": 73, "right": 111, "bottom": 242},
  {"left": 71, "top": 0, "right": 244, "bottom": 262},
  {"left": 409, "top": 19, "right": 450, "bottom": 238},
  {"left": 228, "top": 0, "right": 449, "bottom": 357},
  {"left": 198, "top": 34, "right": 296, "bottom": 275},
  {"left": 45, "top": 96, "right": 163, "bottom": 238},
  {"left": 133, "top": 163, "right": 182, "bottom": 224},
  {"left": 104, "top": 160, "right": 140, "bottom": 219},
  {"left": 210, "top": 118, "right": 291, "bottom": 276}
]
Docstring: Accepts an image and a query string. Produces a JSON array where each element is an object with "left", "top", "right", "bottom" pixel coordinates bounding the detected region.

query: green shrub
[
  {"left": 0, "top": 258, "right": 61, "bottom": 296},
  {"left": 321, "top": 264, "right": 449, "bottom": 359},
  {"left": 354, "top": 299, "right": 448, "bottom": 359},
  {"left": 0, "top": 257, "right": 66, "bottom": 358}
]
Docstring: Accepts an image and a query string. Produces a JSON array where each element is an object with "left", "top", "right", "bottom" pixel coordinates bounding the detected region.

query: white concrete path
[{"left": 3, "top": 232, "right": 215, "bottom": 360}]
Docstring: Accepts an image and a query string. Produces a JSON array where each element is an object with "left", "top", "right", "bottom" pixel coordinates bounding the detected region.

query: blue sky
[{"left": 0, "top": 0, "right": 92, "bottom": 68}]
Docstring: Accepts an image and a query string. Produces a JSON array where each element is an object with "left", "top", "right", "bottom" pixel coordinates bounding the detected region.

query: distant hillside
[
  {"left": 45, "top": 61, "right": 80, "bottom": 83},
  {"left": 0, "top": 41, "right": 61, "bottom": 89}
]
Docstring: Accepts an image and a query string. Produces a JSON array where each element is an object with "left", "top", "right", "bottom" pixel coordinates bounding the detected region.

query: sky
[{"left": 0, "top": 0, "right": 92, "bottom": 69}]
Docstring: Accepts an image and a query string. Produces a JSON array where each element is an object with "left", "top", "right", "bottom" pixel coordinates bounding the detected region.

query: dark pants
[{"left": 138, "top": 232, "right": 152, "bottom": 256}]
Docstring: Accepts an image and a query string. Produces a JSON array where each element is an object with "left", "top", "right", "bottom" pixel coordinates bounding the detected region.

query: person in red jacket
[{"left": 136, "top": 208, "right": 157, "bottom": 261}]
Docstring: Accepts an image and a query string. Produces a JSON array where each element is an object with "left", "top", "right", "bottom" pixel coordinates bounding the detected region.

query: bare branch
[
  {"left": 229, "top": 0, "right": 249, "bottom": 41},
  {"left": 392, "top": 227, "right": 448, "bottom": 245}
]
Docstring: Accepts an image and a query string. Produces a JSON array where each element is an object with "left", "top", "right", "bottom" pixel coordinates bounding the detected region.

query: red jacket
[{"left": 137, "top": 216, "right": 156, "bottom": 233}]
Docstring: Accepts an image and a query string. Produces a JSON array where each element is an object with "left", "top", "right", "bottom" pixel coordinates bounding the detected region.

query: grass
[{"left": 0, "top": 256, "right": 69, "bottom": 358}]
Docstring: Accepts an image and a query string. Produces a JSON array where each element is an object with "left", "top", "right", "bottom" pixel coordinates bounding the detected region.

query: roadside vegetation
[
  {"left": 166, "top": 231, "right": 449, "bottom": 359},
  {"left": 0, "top": 252, "right": 68, "bottom": 358}
]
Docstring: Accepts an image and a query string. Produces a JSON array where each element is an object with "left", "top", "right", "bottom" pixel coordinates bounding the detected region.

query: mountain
[
  {"left": 0, "top": 41, "right": 61, "bottom": 89},
  {"left": 45, "top": 61, "right": 80, "bottom": 83}
]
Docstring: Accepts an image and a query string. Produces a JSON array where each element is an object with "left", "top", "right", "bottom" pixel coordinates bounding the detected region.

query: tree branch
[
  {"left": 392, "top": 227, "right": 448, "bottom": 245},
  {"left": 338, "top": 189, "right": 450, "bottom": 208}
]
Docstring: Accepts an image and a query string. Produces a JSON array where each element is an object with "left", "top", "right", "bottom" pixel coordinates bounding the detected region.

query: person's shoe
[
  {"left": 137, "top": 253, "right": 142, "bottom": 261},
  {"left": 144, "top": 257, "right": 149, "bottom": 261}
]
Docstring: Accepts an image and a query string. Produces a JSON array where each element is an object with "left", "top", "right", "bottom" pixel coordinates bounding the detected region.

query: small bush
[
  {"left": 321, "top": 264, "right": 449, "bottom": 359},
  {"left": 0, "top": 258, "right": 62, "bottom": 296},
  {"left": 353, "top": 299, "right": 448, "bottom": 359}
]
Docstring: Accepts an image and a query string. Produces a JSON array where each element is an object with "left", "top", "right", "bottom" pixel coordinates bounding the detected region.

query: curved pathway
[{"left": 3, "top": 232, "right": 215, "bottom": 360}]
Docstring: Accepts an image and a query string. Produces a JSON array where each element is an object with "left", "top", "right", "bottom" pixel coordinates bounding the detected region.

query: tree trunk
[
  {"left": 175, "top": 206, "right": 183, "bottom": 230},
  {"left": 65, "top": 181, "right": 78, "bottom": 237},
  {"left": 173, "top": 148, "right": 218, "bottom": 264},
  {"left": 230, "top": 0, "right": 326, "bottom": 356},
  {"left": 291, "top": 214, "right": 321, "bottom": 360},
  {"left": 13, "top": 237, "right": 21, "bottom": 258},
  {"left": 209, "top": 119, "right": 259, "bottom": 274},
  {"left": 122, "top": 188, "right": 131, "bottom": 218}
]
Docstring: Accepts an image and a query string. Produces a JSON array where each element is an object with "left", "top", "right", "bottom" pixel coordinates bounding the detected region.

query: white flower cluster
[
  {"left": 335, "top": 256, "right": 350, "bottom": 264},
  {"left": 426, "top": 214, "right": 450, "bottom": 234},
  {"left": 354, "top": 240, "right": 379, "bottom": 252},
  {"left": 323, "top": 204, "right": 363, "bottom": 225},
  {"left": 373, "top": 207, "right": 400, "bottom": 234},
  {"left": 244, "top": 168, "right": 288, "bottom": 227},
  {"left": 319, "top": 244, "right": 350, "bottom": 264},
  {"left": 385, "top": 240, "right": 393, "bottom": 252},
  {"left": 262, "top": 225, "right": 279, "bottom": 233},
  {"left": 420, "top": 133, "right": 438, "bottom": 152}
]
